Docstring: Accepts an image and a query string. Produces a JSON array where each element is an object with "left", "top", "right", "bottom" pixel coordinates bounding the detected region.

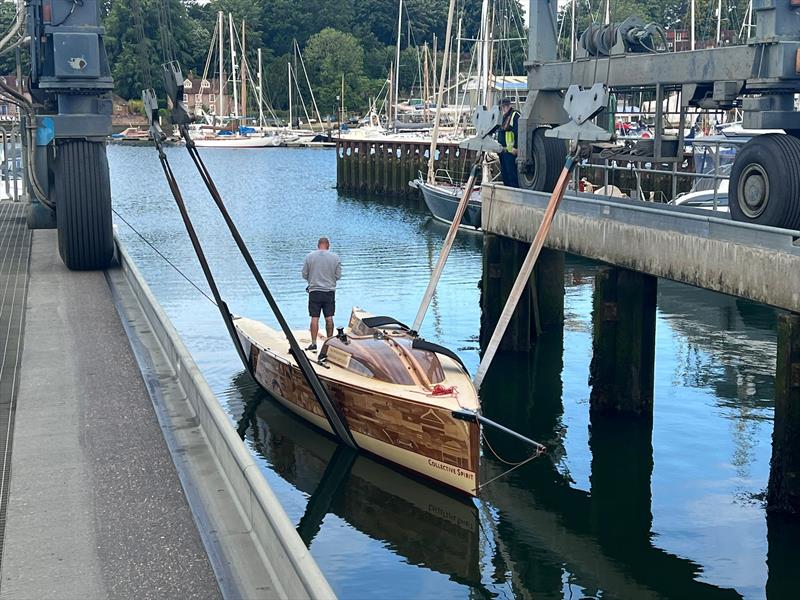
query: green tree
[{"left": 304, "top": 28, "right": 374, "bottom": 115}]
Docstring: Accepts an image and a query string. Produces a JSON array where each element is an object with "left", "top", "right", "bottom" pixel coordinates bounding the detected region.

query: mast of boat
[
  {"left": 240, "top": 19, "right": 247, "bottom": 121},
  {"left": 716, "top": 0, "right": 723, "bottom": 46},
  {"left": 425, "top": 0, "right": 456, "bottom": 184},
  {"left": 387, "top": 63, "right": 393, "bottom": 129},
  {"left": 478, "top": 0, "right": 489, "bottom": 106},
  {"left": 295, "top": 40, "right": 325, "bottom": 131},
  {"left": 423, "top": 44, "right": 430, "bottom": 122},
  {"left": 340, "top": 73, "right": 345, "bottom": 126},
  {"left": 571, "top": 0, "right": 576, "bottom": 61},
  {"left": 394, "top": 0, "right": 403, "bottom": 131},
  {"left": 604, "top": 0, "right": 611, "bottom": 25},
  {"left": 690, "top": 0, "right": 696, "bottom": 50},
  {"left": 432, "top": 34, "right": 438, "bottom": 101},
  {"left": 229, "top": 13, "right": 238, "bottom": 118},
  {"left": 257, "top": 48, "right": 265, "bottom": 127},
  {"left": 485, "top": 2, "right": 496, "bottom": 108},
  {"left": 218, "top": 11, "right": 224, "bottom": 118},
  {"left": 287, "top": 62, "right": 293, "bottom": 129},
  {"left": 454, "top": 16, "right": 461, "bottom": 122}
]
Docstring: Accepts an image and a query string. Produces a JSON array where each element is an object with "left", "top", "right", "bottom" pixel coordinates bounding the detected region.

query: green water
[{"left": 109, "top": 144, "right": 796, "bottom": 599}]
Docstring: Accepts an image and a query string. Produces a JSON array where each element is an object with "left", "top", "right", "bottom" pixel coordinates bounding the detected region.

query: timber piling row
[{"left": 335, "top": 139, "right": 476, "bottom": 199}]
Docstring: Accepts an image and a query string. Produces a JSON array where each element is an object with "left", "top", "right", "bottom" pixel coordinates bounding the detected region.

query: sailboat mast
[
  {"left": 423, "top": 44, "right": 429, "bottom": 122},
  {"left": 229, "top": 13, "right": 238, "bottom": 118},
  {"left": 716, "top": 0, "right": 722, "bottom": 45},
  {"left": 479, "top": 0, "right": 489, "bottom": 106},
  {"left": 691, "top": 0, "right": 696, "bottom": 50},
  {"left": 571, "top": 0, "right": 576, "bottom": 61},
  {"left": 240, "top": 19, "right": 247, "bottom": 120},
  {"left": 426, "top": 0, "right": 456, "bottom": 184},
  {"left": 387, "top": 64, "right": 393, "bottom": 128},
  {"left": 218, "top": 11, "right": 224, "bottom": 117},
  {"left": 455, "top": 16, "right": 461, "bottom": 109},
  {"left": 288, "top": 62, "right": 293, "bottom": 129},
  {"left": 394, "top": 0, "right": 403, "bottom": 130},
  {"left": 257, "top": 48, "right": 264, "bottom": 127}
]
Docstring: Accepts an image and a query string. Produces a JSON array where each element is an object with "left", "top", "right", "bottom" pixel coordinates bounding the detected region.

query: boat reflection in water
[{"left": 229, "top": 372, "right": 483, "bottom": 588}]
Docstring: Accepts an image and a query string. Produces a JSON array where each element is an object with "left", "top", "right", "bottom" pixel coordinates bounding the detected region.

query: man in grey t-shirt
[{"left": 302, "top": 237, "right": 341, "bottom": 351}]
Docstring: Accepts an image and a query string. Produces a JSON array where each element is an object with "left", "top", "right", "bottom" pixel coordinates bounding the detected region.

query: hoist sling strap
[{"left": 145, "top": 64, "right": 357, "bottom": 450}]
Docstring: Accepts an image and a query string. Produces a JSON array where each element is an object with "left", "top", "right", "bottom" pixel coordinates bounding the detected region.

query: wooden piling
[
  {"left": 334, "top": 139, "right": 476, "bottom": 198},
  {"left": 480, "top": 235, "right": 565, "bottom": 352},
  {"left": 588, "top": 266, "right": 657, "bottom": 418},
  {"left": 768, "top": 313, "right": 800, "bottom": 514}
]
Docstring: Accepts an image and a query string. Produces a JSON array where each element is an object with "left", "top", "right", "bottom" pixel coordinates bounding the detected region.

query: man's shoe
[{"left": 305, "top": 344, "right": 318, "bottom": 352}]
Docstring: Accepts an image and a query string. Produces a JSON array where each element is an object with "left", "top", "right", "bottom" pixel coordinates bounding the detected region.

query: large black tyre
[
  {"left": 518, "top": 126, "right": 567, "bottom": 192},
  {"left": 729, "top": 133, "right": 800, "bottom": 230},
  {"left": 55, "top": 140, "right": 114, "bottom": 270}
]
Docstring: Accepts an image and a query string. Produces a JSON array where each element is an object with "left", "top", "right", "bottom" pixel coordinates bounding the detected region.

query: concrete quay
[
  {"left": 0, "top": 205, "right": 334, "bottom": 598},
  {"left": 481, "top": 183, "right": 800, "bottom": 313}
]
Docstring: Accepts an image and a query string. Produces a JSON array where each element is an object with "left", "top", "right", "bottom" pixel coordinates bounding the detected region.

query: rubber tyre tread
[
  {"left": 519, "top": 127, "right": 567, "bottom": 192},
  {"left": 56, "top": 140, "right": 114, "bottom": 270},
  {"left": 729, "top": 133, "right": 800, "bottom": 230}
]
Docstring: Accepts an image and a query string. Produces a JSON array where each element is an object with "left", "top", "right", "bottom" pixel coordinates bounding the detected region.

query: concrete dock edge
[{"left": 112, "top": 238, "right": 336, "bottom": 600}]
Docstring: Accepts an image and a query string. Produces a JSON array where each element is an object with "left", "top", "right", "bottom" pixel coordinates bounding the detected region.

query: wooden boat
[
  {"left": 234, "top": 307, "right": 480, "bottom": 496},
  {"left": 411, "top": 178, "right": 482, "bottom": 230}
]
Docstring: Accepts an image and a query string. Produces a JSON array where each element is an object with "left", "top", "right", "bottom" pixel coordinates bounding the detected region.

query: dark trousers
[{"left": 499, "top": 151, "right": 519, "bottom": 188}]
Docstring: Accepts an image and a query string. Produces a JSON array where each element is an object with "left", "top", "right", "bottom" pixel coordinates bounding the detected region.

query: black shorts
[{"left": 308, "top": 290, "right": 335, "bottom": 318}]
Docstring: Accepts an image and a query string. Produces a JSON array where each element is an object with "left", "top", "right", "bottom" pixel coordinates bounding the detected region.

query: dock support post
[
  {"left": 480, "top": 234, "right": 564, "bottom": 352},
  {"left": 588, "top": 266, "right": 657, "bottom": 418},
  {"left": 768, "top": 313, "right": 800, "bottom": 514}
]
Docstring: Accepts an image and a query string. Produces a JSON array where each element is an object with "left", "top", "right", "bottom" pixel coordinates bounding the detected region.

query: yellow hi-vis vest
[{"left": 502, "top": 110, "right": 519, "bottom": 153}]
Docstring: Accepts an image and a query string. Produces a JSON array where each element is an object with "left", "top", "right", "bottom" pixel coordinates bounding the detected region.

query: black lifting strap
[{"left": 144, "top": 65, "right": 358, "bottom": 450}]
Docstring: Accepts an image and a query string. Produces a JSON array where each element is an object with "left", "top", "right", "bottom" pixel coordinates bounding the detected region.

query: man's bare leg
[
  {"left": 325, "top": 316, "right": 334, "bottom": 337},
  {"left": 309, "top": 317, "right": 320, "bottom": 348}
]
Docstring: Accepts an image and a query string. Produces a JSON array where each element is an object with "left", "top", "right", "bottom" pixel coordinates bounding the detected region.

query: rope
[
  {"left": 477, "top": 429, "right": 545, "bottom": 491},
  {"left": 112, "top": 208, "right": 217, "bottom": 307}
]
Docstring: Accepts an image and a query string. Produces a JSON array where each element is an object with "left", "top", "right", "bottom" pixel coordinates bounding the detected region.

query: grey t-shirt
[{"left": 302, "top": 249, "right": 341, "bottom": 292}]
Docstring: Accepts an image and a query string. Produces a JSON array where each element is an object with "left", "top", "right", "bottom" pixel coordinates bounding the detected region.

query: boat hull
[
  {"left": 236, "top": 323, "right": 480, "bottom": 496},
  {"left": 415, "top": 180, "right": 482, "bottom": 230},
  {"left": 192, "top": 135, "right": 282, "bottom": 148}
]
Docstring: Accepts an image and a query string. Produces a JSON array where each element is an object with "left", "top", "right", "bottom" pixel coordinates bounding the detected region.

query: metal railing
[{"left": 1, "top": 124, "right": 24, "bottom": 202}]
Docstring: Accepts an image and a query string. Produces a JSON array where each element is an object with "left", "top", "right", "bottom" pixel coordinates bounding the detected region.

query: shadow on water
[
  {"left": 229, "top": 372, "right": 487, "bottom": 591},
  {"left": 478, "top": 329, "right": 742, "bottom": 598}
]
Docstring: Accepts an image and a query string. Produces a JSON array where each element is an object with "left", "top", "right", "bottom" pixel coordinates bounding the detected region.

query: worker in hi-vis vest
[{"left": 497, "top": 98, "right": 520, "bottom": 188}]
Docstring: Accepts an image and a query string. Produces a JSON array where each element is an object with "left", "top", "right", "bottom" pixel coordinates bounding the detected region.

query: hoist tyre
[
  {"left": 518, "top": 127, "right": 567, "bottom": 192},
  {"left": 729, "top": 133, "right": 800, "bottom": 230},
  {"left": 56, "top": 140, "right": 115, "bottom": 270}
]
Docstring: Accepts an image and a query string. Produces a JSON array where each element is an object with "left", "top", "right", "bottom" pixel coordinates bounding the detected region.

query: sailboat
[
  {"left": 234, "top": 307, "right": 480, "bottom": 496},
  {"left": 413, "top": 0, "right": 511, "bottom": 229},
  {"left": 190, "top": 12, "right": 282, "bottom": 148}
]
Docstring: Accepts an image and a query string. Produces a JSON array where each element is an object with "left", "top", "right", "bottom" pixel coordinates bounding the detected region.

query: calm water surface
[{"left": 108, "top": 145, "right": 798, "bottom": 599}]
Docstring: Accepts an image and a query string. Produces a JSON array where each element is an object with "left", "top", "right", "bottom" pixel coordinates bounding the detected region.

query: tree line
[
  {"left": 102, "top": 0, "right": 498, "bottom": 116},
  {"left": 0, "top": 1, "right": 756, "bottom": 116}
]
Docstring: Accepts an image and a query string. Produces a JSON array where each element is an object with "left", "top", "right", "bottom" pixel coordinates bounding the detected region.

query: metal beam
[{"left": 526, "top": 44, "right": 800, "bottom": 92}]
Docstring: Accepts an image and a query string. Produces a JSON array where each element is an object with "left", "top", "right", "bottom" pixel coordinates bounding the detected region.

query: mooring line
[{"left": 112, "top": 208, "right": 217, "bottom": 307}]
